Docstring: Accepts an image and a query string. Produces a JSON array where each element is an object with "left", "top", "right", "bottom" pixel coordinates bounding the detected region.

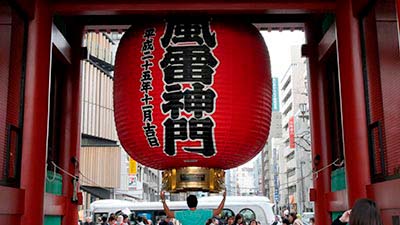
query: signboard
[
  {"left": 129, "top": 157, "right": 137, "bottom": 175},
  {"left": 272, "top": 77, "right": 280, "bottom": 112},
  {"left": 128, "top": 175, "right": 143, "bottom": 191},
  {"left": 289, "top": 116, "right": 295, "bottom": 149}
]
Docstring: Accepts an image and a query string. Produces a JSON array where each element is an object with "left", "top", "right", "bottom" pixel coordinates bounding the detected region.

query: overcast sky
[{"left": 261, "top": 30, "right": 305, "bottom": 81}]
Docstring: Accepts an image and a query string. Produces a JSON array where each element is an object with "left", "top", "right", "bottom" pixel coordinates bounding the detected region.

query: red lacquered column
[
  {"left": 20, "top": 0, "right": 52, "bottom": 224},
  {"left": 336, "top": 0, "right": 371, "bottom": 206},
  {"left": 305, "top": 22, "right": 332, "bottom": 223},
  {"left": 59, "top": 25, "right": 83, "bottom": 225}
]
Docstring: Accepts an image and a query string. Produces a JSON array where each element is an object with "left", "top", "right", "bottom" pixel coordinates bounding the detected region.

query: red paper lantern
[{"left": 114, "top": 19, "right": 272, "bottom": 170}]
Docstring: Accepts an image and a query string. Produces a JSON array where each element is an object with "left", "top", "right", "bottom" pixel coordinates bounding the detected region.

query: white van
[{"left": 90, "top": 196, "right": 275, "bottom": 225}]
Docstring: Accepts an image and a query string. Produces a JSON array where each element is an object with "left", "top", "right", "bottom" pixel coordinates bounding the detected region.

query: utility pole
[
  {"left": 300, "top": 161, "right": 306, "bottom": 214},
  {"left": 286, "top": 170, "right": 290, "bottom": 212}
]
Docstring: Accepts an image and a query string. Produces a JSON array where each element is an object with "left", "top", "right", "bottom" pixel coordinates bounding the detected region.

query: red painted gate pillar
[
  {"left": 59, "top": 24, "right": 83, "bottom": 225},
  {"left": 305, "top": 22, "right": 332, "bottom": 224},
  {"left": 336, "top": 0, "right": 371, "bottom": 206},
  {"left": 20, "top": 0, "right": 52, "bottom": 224}
]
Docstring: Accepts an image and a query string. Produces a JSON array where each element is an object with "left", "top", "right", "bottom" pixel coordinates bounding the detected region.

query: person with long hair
[
  {"left": 234, "top": 214, "right": 245, "bottom": 225},
  {"left": 332, "top": 199, "right": 383, "bottom": 225},
  {"left": 108, "top": 215, "right": 117, "bottom": 225}
]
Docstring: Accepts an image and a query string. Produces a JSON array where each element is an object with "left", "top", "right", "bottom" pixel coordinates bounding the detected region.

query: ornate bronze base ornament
[{"left": 162, "top": 167, "right": 225, "bottom": 193}]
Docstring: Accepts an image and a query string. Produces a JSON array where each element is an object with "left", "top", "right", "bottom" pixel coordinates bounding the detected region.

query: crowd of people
[
  {"left": 274, "top": 210, "right": 306, "bottom": 225},
  {"left": 82, "top": 194, "right": 383, "bottom": 225},
  {"left": 274, "top": 198, "right": 383, "bottom": 225},
  {"left": 81, "top": 213, "right": 132, "bottom": 225},
  {"left": 82, "top": 213, "right": 158, "bottom": 225},
  {"left": 82, "top": 214, "right": 263, "bottom": 225},
  {"left": 204, "top": 215, "right": 262, "bottom": 225}
]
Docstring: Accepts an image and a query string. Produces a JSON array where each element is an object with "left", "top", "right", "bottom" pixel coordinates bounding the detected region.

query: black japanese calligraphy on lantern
[
  {"left": 143, "top": 122, "right": 159, "bottom": 147},
  {"left": 183, "top": 117, "right": 216, "bottom": 157},
  {"left": 183, "top": 83, "right": 216, "bottom": 118},
  {"left": 161, "top": 20, "right": 216, "bottom": 48},
  {"left": 139, "top": 27, "right": 160, "bottom": 148},
  {"left": 159, "top": 45, "right": 218, "bottom": 85},
  {"left": 160, "top": 19, "right": 218, "bottom": 158},
  {"left": 163, "top": 118, "right": 188, "bottom": 156},
  {"left": 161, "top": 84, "right": 184, "bottom": 119}
]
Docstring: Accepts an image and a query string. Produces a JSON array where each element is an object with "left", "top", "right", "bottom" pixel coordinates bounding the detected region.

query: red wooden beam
[
  {"left": 51, "top": 1, "right": 336, "bottom": 15},
  {"left": 12, "top": 0, "right": 35, "bottom": 19},
  {"left": 52, "top": 23, "right": 72, "bottom": 64},
  {"left": 44, "top": 193, "right": 67, "bottom": 216},
  {"left": 85, "top": 25, "right": 130, "bottom": 32},
  {"left": 352, "top": 0, "right": 370, "bottom": 16},
  {"left": 318, "top": 23, "right": 336, "bottom": 62},
  {"left": 0, "top": 186, "right": 24, "bottom": 215},
  {"left": 397, "top": 0, "right": 400, "bottom": 44},
  {"left": 367, "top": 179, "right": 400, "bottom": 210},
  {"left": 255, "top": 23, "right": 304, "bottom": 31}
]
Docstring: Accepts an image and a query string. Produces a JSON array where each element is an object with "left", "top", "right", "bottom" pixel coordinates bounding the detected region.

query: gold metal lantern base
[{"left": 162, "top": 167, "right": 225, "bottom": 193}]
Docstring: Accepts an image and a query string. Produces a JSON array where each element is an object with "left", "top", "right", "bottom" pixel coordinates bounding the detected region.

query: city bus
[{"left": 90, "top": 196, "right": 275, "bottom": 225}]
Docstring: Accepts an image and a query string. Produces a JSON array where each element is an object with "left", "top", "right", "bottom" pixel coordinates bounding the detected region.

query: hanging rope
[
  {"left": 45, "top": 162, "right": 57, "bottom": 182},
  {"left": 313, "top": 158, "right": 341, "bottom": 179},
  {"left": 49, "top": 161, "right": 106, "bottom": 188},
  {"left": 51, "top": 161, "right": 78, "bottom": 179},
  {"left": 79, "top": 171, "right": 102, "bottom": 187},
  {"left": 333, "top": 159, "right": 345, "bottom": 167}
]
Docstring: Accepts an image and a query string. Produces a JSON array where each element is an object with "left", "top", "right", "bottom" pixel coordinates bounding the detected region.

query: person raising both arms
[{"left": 160, "top": 190, "right": 227, "bottom": 225}]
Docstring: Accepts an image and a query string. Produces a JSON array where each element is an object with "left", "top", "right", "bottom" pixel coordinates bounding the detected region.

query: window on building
[
  {"left": 288, "top": 185, "right": 296, "bottom": 195},
  {"left": 282, "top": 90, "right": 292, "bottom": 104},
  {"left": 137, "top": 166, "right": 142, "bottom": 182},
  {"left": 286, "top": 151, "right": 295, "bottom": 162},
  {"left": 282, "top": 76, "right": 291, "bottom": 90},
  {"left": 283, "top": 103, "right": 293, "bottom": 116},
  {"left": 287, "top": 168, "right": 296, "bottom": 177}
]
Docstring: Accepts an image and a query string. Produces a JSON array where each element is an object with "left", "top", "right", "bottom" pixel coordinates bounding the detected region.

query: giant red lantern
[{"left": 114, "top": 18, "right": 272, "bottom": 192}]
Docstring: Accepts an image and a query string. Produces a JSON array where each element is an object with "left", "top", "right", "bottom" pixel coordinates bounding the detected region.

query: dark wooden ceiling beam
[{"left": 51, "top": 1, "right": 336, "bottom": 16}]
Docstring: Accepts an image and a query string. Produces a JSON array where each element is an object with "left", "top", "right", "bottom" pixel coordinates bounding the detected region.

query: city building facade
[
  {"left": 261, "top": 77, "right": 283, "bottom": 199},
  {"left": 79, "top": 31, "right": 162, "bottom": 216},
  {"left": 225, "top": 168, "right": 239, "bottom": 196},
  {"left": 79, "top": 31, "right": 121, "bottom": 215},
  {"left": 278, "top": 45, "right": 313, "bottom": 214}
]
